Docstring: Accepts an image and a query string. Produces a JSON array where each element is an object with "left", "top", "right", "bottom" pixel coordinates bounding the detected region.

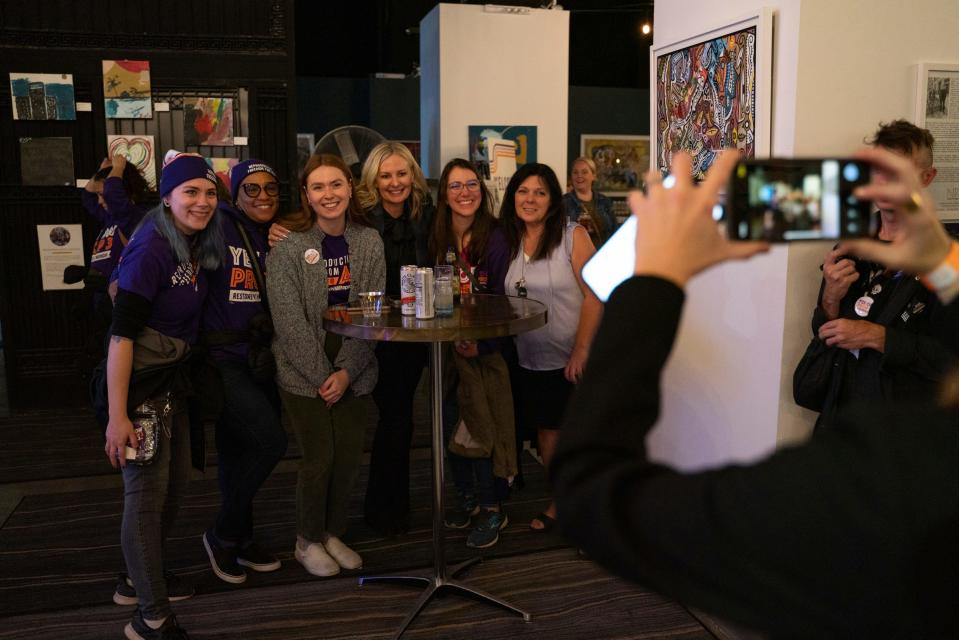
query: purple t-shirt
[
  {"left": 117, "top": 217, "right": 209, "bottom": 343},
  {"left": 81, "top": 176, "right": 146, "bottom": 277},
  {"left": 203, "top": 204, "right": 270, "bottom": 361},
  {"left": 322, "top": 233, "right": 351, "bottom": 306}
]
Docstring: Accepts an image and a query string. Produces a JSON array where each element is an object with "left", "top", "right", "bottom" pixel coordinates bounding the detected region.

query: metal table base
[{"left": 358, "top": 342, "right": 531, "bottom": 639}]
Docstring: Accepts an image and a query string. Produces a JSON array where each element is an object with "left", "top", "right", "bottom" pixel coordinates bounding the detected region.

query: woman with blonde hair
[
  {"left": 356, "top": 142, "right": 436, "bottom": 536},
  {"left": 564, "top": 156, "right": 618, "bottom": 248},
  {"left": 266, "top": 153, "right": 385, "bottom": 577}
]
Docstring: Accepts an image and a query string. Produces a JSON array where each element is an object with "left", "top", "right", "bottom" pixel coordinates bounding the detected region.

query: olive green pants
[{"left": 280, "top": 389, "right": 370, "bottom": 541}]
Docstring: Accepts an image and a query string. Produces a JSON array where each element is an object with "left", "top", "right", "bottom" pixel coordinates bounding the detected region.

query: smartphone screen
[
  {"left": 582, "top": 216, "right": 637, "bottom": 303},
  {"left": 727, "top": 158, "right": 873, "bottom": 242}
]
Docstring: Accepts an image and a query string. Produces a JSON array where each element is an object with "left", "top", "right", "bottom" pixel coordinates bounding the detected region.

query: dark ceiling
[{"left": 294, "top": 1, "right": 653, "bottom": 88}]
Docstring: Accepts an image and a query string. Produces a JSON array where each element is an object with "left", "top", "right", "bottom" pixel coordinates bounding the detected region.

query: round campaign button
[
  {"left": 854, "top": 295, "right": 874, "bottom": 317},
  {"left": 304, "top": 248, "right": 320, "bottom": 265}
]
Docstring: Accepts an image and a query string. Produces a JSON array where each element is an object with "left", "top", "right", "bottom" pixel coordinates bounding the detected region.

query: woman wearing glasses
[
  {"left": 430, "top": 158, "right": 515, "bottom": 548},
  {"left": 199, "top": 160, "right": 289, "bottom": 585},
  {"left": 501, "top": 163, "right": 602, "bottom": 533}
]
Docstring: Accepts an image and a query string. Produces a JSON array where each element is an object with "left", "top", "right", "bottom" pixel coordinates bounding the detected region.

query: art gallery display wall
[
  {"left": 648, "top": 0, "right": 958, "bottom": 472},
  {"left": 0, "top": 0, "right": 297, "bottom": 410}
]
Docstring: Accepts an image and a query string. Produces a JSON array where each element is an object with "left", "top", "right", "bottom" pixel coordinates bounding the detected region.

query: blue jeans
[
  {"left": 121, "top": 403, "right": 191, "bottom": 621},
  {"left": 213, "top": 359, "right": 288, "bottom": 545}
]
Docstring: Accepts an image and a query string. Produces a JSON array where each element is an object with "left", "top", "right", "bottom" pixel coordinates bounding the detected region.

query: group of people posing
[{"left": 88, "top": 142, "right": 611, "bottom": 640}]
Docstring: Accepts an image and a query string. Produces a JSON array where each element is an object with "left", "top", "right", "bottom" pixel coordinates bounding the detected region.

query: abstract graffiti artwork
[
  {"left": 580, "top": 135, "right": 650, "bottom": 197},
  {"left": 183, "top": 97, "right": 234, "bottom": 146},
  {"left": 9, "top": 73, "right": 76, "bottom": 120},
  {"left": 651, "top": 10, "right": 772, "bottom": 179},
  {"left": 102, "top": 60, "right": 152, "bottom": 119},
  {"left": 107, "top": 134, "right": 157, "bottom": 190}
]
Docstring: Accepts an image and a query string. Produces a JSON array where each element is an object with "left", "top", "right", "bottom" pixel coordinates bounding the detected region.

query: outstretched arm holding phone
[{"left": 552, "top": 149, "right": 959, "bottom": 637}]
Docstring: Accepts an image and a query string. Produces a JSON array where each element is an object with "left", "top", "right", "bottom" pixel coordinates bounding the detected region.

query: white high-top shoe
[
  {"left": 323, "top": 535, "right": 363, "bottom": 570},
  {"left": 294, "top": 541, "right": 340, "bottom": 577}
]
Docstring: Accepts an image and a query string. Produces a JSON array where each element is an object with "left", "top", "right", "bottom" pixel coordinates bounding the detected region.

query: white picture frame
[
  {"left": 650, "top": 8, "right": 774, "bottom": 178},
  {"left": 913, "top": 62, "right": 959, "bottom": 220}
]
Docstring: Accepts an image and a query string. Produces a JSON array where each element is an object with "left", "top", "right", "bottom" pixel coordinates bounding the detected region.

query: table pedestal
[{"left": 358, "top": 341, "right": 531, "bottom": 639}]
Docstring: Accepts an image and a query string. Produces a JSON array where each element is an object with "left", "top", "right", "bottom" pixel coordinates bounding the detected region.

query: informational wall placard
[
  {"left": 36, "top": 224, "right": 84, "bottom": 291},
  {"left": 915, "top": 62, "right": 959, "bottom": 219}
]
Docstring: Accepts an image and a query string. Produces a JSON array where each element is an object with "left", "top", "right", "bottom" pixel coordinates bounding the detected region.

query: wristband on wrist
[{"left": 920, "top": 242, "right": 959, "bottom": 293}]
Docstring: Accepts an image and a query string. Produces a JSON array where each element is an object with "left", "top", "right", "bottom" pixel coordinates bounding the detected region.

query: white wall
[
  {"left": 419, "top": 4, "right": 569, "bottom": 180},
  {"left": 651, "top": 0, "right": 959, "bottom": 467}
]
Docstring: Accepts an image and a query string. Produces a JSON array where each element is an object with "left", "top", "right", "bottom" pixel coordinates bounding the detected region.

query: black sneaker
[
  {"left": 237, "top": 541, "right": 281, "bottom": 572},
  {"left": 113, "top": 572, "right": 195, "bottom": 606},
  {"left": 444, "top": 495, "right": 479, "bottom": 529},
  {"left": 202, "top": 530, "right": 247, "bottom": 584},
  {"left": 466, "top": 509, "right": 508, "bottom": 549},
  {"left": 124, "top": 608, "right": 191, "bottom": 639}
]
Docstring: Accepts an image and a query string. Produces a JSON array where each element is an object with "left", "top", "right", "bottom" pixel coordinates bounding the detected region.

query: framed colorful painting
[
  {"left": 650, "top": 9, "right": 772, "bottom": 179},
  {"left": 580, "top": 134, "right": 650, "bottom": 197}
]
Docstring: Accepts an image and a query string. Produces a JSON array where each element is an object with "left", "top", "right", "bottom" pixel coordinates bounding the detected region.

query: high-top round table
[{"left": 324, "top": 293, "right": 547, "bottom": 640}]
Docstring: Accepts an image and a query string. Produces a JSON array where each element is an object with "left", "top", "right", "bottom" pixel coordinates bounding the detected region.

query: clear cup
[
  {"left": 434, "top": 265, "right": 454, "bottom": 316},
  {"left": 358, "top": 291, "right": 384, "bottom": 318}
]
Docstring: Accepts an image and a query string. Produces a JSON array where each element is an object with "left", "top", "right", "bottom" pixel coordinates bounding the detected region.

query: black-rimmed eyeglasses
[{"left": 242, "top": 182, "right": 280, "bottom": 198}]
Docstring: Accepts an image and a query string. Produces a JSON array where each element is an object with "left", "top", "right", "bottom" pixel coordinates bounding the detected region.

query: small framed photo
[{"left": 579, "top": 134, "right": 650, "bottom": 197}]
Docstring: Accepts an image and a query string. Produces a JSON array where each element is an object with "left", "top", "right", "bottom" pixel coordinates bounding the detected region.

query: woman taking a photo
[
  {"left": 563, "top": 156, "right": 618, "bottom": 248},
  {"left": 266, "top": 154, "right": 385, "bottom": 577},
  {"left": 501, "top": 163, "right": 603, "bottom": 534},
  {"left": 431, "top": 158, "right": 515, "bottom": 549},
  {"left": 200, "top": 159, "right": 288, "bottom": 584},
  {"left": 103, "top": 152, "right": 223, "bottom": 640}
]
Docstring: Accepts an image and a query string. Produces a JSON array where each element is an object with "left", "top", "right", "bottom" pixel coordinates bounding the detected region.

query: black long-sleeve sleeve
[{"left": 553, "top": 275, "right": 959, "bottom": 638}]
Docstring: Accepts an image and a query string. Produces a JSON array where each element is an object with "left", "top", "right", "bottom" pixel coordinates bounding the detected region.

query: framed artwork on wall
[
  {"left": 579, "top": 134, "right": 650, "bottom": 197},
  {"left": 650, "top": 9, "right": 773, "bottom": 180},
  {"left": 913, "top": 62, "right": 959, "bottom": 219}
]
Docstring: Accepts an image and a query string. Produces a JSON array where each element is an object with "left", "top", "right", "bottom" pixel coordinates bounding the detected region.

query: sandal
[{"left": 529, "top": 512, "right": 557, "bottom": 533}]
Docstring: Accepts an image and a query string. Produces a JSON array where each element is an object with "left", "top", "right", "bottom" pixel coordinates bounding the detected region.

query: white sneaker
[
  {"left": 323, "top": 535, "right": 363, "bottom": 570},
  {"left": 294, "top": 542, "right": 340, "bottom": 577}
]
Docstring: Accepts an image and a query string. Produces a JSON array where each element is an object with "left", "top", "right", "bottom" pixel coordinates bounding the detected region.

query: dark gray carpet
[{"left": 0, "top": 548, "right": 713, "bottom": 640}]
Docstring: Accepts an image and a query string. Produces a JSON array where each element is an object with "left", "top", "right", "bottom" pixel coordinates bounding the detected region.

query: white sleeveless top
[{"left": 505, "top": 222, "right": 584, "bottom": 370}]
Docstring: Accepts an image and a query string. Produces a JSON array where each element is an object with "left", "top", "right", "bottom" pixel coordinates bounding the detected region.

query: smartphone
[
  {"left": 726, "top": 158, "right": 874, "bottom": 242},
  {"left": 581, "top": 215, "right": 637, "bottom": 303}
]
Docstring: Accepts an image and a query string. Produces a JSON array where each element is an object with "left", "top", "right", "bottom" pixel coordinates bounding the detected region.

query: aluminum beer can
[
  {"left": 400, "top": 265, "right": 418, "bottom": 316},
  {"left": 415, "top": 267, "right": 435, "bottom": 319}
]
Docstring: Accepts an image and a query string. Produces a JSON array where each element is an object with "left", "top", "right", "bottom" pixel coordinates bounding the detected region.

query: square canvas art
[
  {"left": 102, "top": 60, "right": 152, "bottom": 119},
  {"left": 10, "top": 73, "right": 76, "bottom": 120},
  {"left": 580, "top": 135, "right": 650, "bottom": 197},
  {"left": 20, "top": 137, "right": 74, "bottom": 186},
  {"left": 184, "top": 97, "right": 234, "bottom": 146},
  {"left": 468, "top": 125, "right": 537, "bottom": 169},
  {"left": 107, "top": 134, "right": 157, "bottom": 190}
]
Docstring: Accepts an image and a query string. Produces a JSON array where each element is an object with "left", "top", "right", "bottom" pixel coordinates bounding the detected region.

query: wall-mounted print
[
  {"left": 651, "top": 9, "right": 772, "bottom": 179},
  {"left": 468, "top": 125, "right": 537, "bottom": 171},
  {"left": 580, "top": 134, "right": 650, "bottom": 197},
  {"left": 107, "top": 134, "right": 156, "bottom": 190},
  {"left": 102, "top": 60, "right": 152, "bottom": 119},
  {"left": 20, "top": 137, "right": 74, "bottom": 186},
  {"left": 913, "top": 62, "right": 959, "bottom": 219},
  {"left": 208, "top": 157, "right": 239, "bottom": 190},
  {"left": 10, "top": 73, "right": 76, "bottom": 120},
  {"left": 183, "top": 97, "right": 234, "bottom": 146},
  {"left": 397, "top": 140, "right": 421, "bottom": 165}
]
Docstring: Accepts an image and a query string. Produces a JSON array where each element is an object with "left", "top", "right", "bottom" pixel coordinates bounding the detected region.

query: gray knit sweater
[{"left": 265, "top": 221, "right": 386, "bottom": 398}]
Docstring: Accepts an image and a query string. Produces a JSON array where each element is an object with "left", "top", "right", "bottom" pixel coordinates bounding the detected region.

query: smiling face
[
  {"left": 236, "top": 171, "right": 279, "bottom": 224},
  {"left": 377, "top": 153, "right": 413, "bottom": 212},
  {"left": 570, "top": 160, "right": 595, "bottom": 192},
  {"left": 305, "top": 165, "right": 352, "bottom": 226},
  {"left": 167, "top": 178, "right": 218, "bottom": 235},
  {"left": 446, "top": 166, "right": 482, "bottom": 220},
  {"left": 514, "top": 175, "right": 551, "bottom": 226}
]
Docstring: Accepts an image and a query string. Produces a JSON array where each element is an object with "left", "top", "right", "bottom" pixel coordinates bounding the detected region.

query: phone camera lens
[{"left": 842, "top": 163, "right": 860, "bottom": 182}]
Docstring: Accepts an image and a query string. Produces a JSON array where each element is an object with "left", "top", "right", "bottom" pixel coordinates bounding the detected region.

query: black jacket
[
  {"left": 553, "top": 275, "right": 959, "bottom": 638},
  {"left": 367, "top": 199, "right": 435, "bottom": 297}
]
